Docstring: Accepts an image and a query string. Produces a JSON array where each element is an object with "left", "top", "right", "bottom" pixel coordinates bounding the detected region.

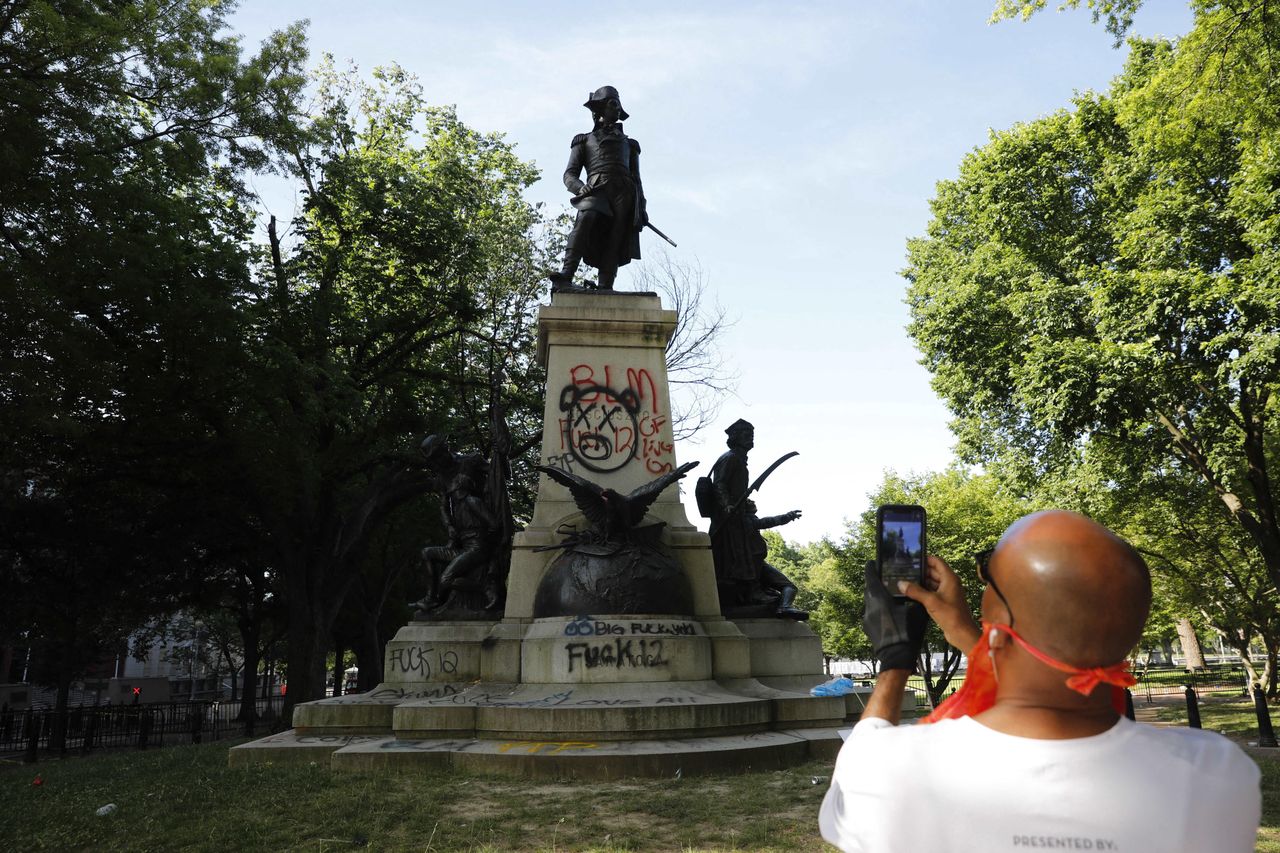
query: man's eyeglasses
[{"left": 974, "top": 547, "right": 1015, "bottom": 628}]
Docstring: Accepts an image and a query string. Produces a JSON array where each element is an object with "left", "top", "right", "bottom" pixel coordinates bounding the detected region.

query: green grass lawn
[
  {"left": 3, "top": 718, "right": 1278, "bottom": 852},
  {"left": 0, "top": 741, "right": 831, "bottom": 852},
  {"left": 1153, "top": 695, "right": 1276, "bottom": 739}
]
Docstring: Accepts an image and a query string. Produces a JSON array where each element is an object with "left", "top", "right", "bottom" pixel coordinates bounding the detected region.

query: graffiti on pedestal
[
  {"left": 565, "top": 637, "right": 670, "bottom": 672},
  {"left": 386, "top": 645, "right": 460, "bottom": 680},
  {"left": 562, "top": 617, "right": 700, "bottom": 638},
  {"left": 550, "top": 363, "right": 674, "bottom": 476}
]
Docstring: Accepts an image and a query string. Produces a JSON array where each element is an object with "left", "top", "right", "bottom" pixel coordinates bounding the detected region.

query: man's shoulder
[
  {"left": 571, "top": 132, "right": 589, "bottom": 147},
  {"left": 834, "top": 717, "right": 968, "bottom": 778},
  {"left": 848, "top": 716, "right": 967, "bottom": 747},
  {"left": 1130, "top": 720, "right": 1260, "bottom": 781}
]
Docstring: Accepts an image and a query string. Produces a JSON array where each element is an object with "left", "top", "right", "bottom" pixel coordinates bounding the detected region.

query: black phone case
[{"left": 876, "top": 503, "right": 927, "bottom": 596}]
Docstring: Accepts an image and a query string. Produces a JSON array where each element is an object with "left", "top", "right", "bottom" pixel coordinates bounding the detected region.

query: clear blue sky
[{"left": 230, "top": 1, "right": 1194, "bottom": 544}]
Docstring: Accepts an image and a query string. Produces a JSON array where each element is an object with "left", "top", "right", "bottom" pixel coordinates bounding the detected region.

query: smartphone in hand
[{"left": 876, "top": 504, "right": 927, "bottom": 598}]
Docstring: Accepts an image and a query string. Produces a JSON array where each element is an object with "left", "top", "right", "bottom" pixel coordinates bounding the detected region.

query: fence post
[
  {"left": 1184, "top": 685, "right": 1202, "bottom": 729},
  {"left": 137, "top": 708, "right": 151, "bottom": 750},
  {"left": 1124, "top": 688, "right": 1135, "bottom": 721},
  {"left": 81, "top": 708, "right": 97, "bottom": 756},
  {"left": 23, "top": 709, "right": 38, "bottom": 764},
  {"left": 1253, "top": 684, "right": 1277, "bottom": 748}
]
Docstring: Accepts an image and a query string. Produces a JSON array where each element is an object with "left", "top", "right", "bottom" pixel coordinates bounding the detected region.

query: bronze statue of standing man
[{"left": 549, "top": 86, "right": 648, "bottom": 290}]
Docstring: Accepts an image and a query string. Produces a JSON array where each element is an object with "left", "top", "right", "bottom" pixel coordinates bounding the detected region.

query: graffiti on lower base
[
  {"left": 378, "top": 739, "right": 479, "bottom": 752},
  {"left": 451, "top": 690, "right": 576, "bottom": 708},
  {"left": 497, "top": 741, "right": 599, "bottom": 755}
]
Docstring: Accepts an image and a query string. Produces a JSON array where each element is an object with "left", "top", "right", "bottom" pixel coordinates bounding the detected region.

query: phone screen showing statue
[{"left": 879, "top": 510, "right": 924, "bottom": 590}]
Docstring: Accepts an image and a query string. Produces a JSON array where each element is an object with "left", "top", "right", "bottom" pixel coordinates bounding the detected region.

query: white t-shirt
[{"left": 820, "top": 715, "right": 1260, "bottom": 853}]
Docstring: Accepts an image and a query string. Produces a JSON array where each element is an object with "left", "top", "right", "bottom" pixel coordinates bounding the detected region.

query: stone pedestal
[
  {"left": 505, "top": 291, "right": 720, "bottom": 621},
  {"left": 231, "top": 291, "right": 844, "bottom": 777}
]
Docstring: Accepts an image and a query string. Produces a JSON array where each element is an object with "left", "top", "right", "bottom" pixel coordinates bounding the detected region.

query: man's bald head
[{"left": 986, "top": 510, "right": 1151, "bottom": 667}]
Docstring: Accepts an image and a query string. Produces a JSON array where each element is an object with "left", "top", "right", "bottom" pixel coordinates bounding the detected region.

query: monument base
[
  {"left": 231, "top": 616, "right": 850, "bottom": 778},
  {"left": 230, "top": 727, "right": 845, "bottom": 779},
  {"left": 229, "top": 291, "right": 851, "bottom": 778}
]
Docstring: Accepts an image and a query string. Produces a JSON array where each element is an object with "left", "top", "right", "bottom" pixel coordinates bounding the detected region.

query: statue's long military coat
[{"left": 562, "top": 124, "right": 645, "bottom": 269}]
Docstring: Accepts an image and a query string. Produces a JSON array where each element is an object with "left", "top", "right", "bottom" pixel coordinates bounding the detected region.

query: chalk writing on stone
[
  {"left": 497, "top": 741, "right": 599, "bottom": 755},
  {"left": 451, "top": 690, "right": 576, "bottom": 708}
]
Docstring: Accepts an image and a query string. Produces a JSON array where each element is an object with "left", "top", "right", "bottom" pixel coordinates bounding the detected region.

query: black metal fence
[
  {"left": 1131, "top": 664, "right": 1253, "bottom": 701},
  {"left": 895, "top": 662, "right": 1254, "bottom": 709},
  {"left": 0, "top": 697, "right": 288, "bottom": 762}
]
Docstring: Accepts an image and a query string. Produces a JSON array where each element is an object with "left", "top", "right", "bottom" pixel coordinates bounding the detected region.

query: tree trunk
[
  {"left": 354, "top": 615, "right": 384, "bottom": 692},
  {"left": 1227, "top": 636, "right": 1261, "bottom": 689},
  {"left": 919, "top": 641, "right": 962, "bottom": 707},
  {"left": 236, "top": 620, "right": 260, "bottom": 723},
  {"left": 1264, "top": 636, "right": 1279, "bottom": 699},
  {"left": 283, "top": 595, "right": 329, "bottom": 724},
  {"left": 51, "top": 676, "right": 71, "bottom": 753},
  {"left": 331, "top": 641, "right": 345, "bottom": 697},
  {"left": 1176, "top": 618, "right": 1206, "bottom": 669},
  {"left": 213, "top": 647, "right": 225, "bottom": 697}
]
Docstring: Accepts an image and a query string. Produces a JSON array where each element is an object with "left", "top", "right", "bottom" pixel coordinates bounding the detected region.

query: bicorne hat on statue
[
  {"left": 583, "top": 85, "right": 630, "bottom": 121},
  {"left": 725, "top": 419, "right": 755, "bottom": 437}
]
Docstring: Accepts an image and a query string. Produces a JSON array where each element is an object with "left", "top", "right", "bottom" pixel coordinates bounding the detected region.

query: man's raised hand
[
  {"left": 862, "top": 561, "right": 928, "bottom": 673},
  {"left": 897, "top": 554, "right": 981, "bottom": 653}
]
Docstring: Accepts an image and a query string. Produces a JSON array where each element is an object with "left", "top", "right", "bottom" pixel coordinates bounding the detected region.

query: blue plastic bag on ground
[{"left": 810, "top": 676, "right": 856, "bottom": 697}]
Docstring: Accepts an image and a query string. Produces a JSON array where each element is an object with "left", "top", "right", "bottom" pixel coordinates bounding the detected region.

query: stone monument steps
[
  {"left": 292, "top": 682, "right": 477, "bottom": 734},
  {"left": 328, "top": 728, "right": 846, "bottom": 780},
  {"left": 389, "top": 679, "right": 845, "bottom": 743}
]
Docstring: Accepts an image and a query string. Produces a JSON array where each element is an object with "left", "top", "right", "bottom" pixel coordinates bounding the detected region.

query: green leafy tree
[
  {"left": 989, "top": 0, "right": 1146, "bottom": 43},
  {"left": 763, "top": 534, "right": 862, "bottom": 664},
  {"left": 0, "top": 0, "right": 308, "bottom": 735},
  {"left": 906, "top": 29, "right": 1280, "bottom": 603},
  {"left": 990, "top": 0, "right": 1280, "bottom": 94},
  {"left": 215, "top": 61, "right": 551, "bottom": 710},
  {"left": 1070, "top": 467, "right": 1280, "bottom": 693}
]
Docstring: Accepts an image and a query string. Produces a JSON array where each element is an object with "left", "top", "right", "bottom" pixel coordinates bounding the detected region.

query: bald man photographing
[{"left": 820, "top": 510, "right": 1260, "bottom": 852}]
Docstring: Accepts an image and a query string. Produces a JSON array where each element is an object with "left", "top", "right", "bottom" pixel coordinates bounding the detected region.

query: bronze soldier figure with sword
[
  {"left": 697, "top": 419, "right": 807, "bottom": 619},
  {"left": 549, "top": 86, "right": 676, "bottom": 291}
]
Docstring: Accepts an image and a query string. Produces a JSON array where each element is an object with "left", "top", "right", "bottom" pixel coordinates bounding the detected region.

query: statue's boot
[
  {"left": 549, "top": 251, "right": 583, "bottom": 288},
  {"left": 408, "top": 595, "right": 438, "bottom": 618},
  {"left": 775, "top": 586, "right": 809, "bottom": 621},
  {"left": 597, "top": 265, "right": 617, "bottom": 290},
  {"left": 483, "top": 577, "right": 505, "bottom": 612}
]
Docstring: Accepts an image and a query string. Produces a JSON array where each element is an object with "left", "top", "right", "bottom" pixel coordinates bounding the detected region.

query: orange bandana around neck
[{"left": 921, "top": 622, "right": 1135, "bottom": 724}]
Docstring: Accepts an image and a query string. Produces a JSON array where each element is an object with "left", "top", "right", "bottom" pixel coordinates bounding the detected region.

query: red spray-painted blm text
[{"left": 548, "top": 364, "right": 674, "bottom": 475}]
